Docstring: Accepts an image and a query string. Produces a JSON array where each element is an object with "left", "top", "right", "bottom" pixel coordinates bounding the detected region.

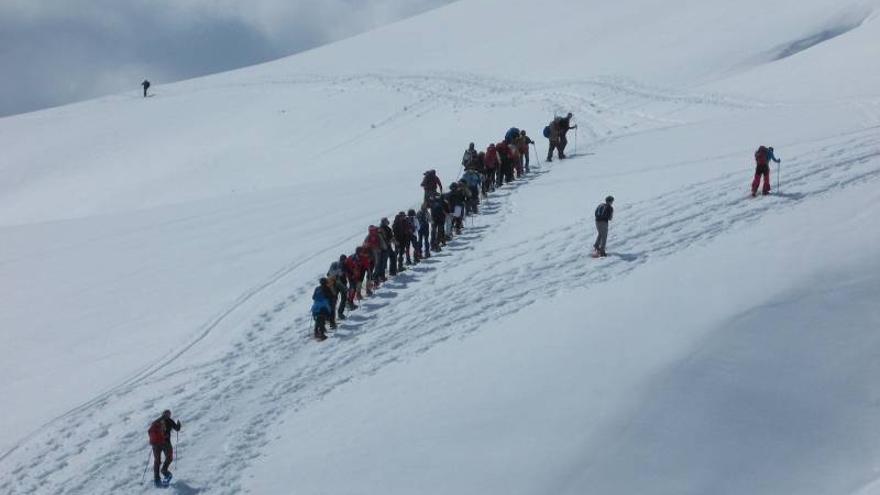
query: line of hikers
[{"left": 309, "top": 124, "right": 547, "bottom": 341}]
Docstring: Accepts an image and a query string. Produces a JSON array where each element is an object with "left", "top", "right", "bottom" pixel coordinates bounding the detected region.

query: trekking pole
[
  {"left": 141, "top": 447, "right": 152, "bottom": 483},
  {"left": 176, "top": 430, "right": 180, "bottom": 471},
  {"left": 532, "top": 143, "right": 542, "bottom": 167},
  {"left": 574, "top": 124, "right": 578, "bottom": 157}
]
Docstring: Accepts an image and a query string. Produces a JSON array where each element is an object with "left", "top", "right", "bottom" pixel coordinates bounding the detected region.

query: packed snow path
[{"left": 2, "top": 108, "right": 879, "bottom": 493}]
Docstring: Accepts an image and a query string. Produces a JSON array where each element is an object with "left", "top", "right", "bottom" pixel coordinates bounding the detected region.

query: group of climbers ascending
[{"left": 309, "top": 124, "right": 545, "bottom": 341}]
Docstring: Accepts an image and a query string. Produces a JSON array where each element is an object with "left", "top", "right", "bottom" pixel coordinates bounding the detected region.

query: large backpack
[
  {"left": 542, "top": 125, "right": 551, "bottom": 138},
  {"left": 504, "top": 127, "right": 520, "bottom": 144},
  {"left": 595, "top": 204, "right": 609, "bottom": 221},
  {"left": 148, "top": 420, "right": 166, "bottom": 446},
  {"left": 755, "top": 146, "right": 769, "bottom": 166}
]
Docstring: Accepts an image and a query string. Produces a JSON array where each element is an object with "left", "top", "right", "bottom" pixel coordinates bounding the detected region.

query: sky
[{"left": 0, "top": 0, "right": 453, "bottom": 117}]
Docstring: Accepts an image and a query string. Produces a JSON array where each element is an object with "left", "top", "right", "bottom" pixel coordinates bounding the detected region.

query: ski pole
[
  {"left": 531, "top": 143, "right": 542, "bottom": 167},
  {"left": 574, "top": 124, "right": 578, "bottom": 157},
  {"left": 141, "top": 447, "right": 152, "bottom": 483},
  {"left": 176, "top": 430, "right": 180, "bottom": 471}
]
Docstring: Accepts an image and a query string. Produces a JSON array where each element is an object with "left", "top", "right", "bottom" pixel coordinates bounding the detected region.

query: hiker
[
  {"left": 327, "top": 256, "right": 348, "bottom": 321},
  {"left": 593, "top": 196, "right": 614, "bottom": 257},
  {"left": 751, "top": 145, "right": 780, "bottom": 196},
  {"left": 141, "top": 79, "right": 151, "bottom": 98},
  {"left": 546, "top": 113, "right": 577, "bottom": 161},
  {"left": 363, "top": 225, "right": 383, "bottom": 285},
  {"left": 429, "top": 194, "right": 447, "bottom": 251},
  {"left": 380, "top": 217, "right": 398, "bottom": 276},
  {"left": 421, "top": 170, "right": 443, "bottom": 200},
  {"left": 484, "top": 144, "right": 499, "bottom": 191},
  {"left": 449, "top": 183, "right": 467, "bottom": 234},
  {"left": 416, "top": 204, "right": 431, "bottom": 259},
  {"left": 148, "top": 410, "right": 181, "bottom": 486},
  {"left": 392, "top": 211, "right": 413, "bottom": 267},
  {"left": 462, "top": 169, "right": 482, "bottom": 213},
  {"left": 558, "top": 113, "right": 577, "bottom": 158},
  {"left": 343, "top": 251, "right": 363, "bottom": 305},
  {"left": 311, "top": 278, "right": 332, "bottom": 340},
  {"left": 462, "top": 143, "right": 479, "bottom": 170},
  {"left": 406, "top": 209, "right": 423, "bottom": 262},
  {"left": 496, "top": 141, "right": 515, "bottom": 184},
  {"left": 517, "top": 130, "right": 534, "bottom": 173}
]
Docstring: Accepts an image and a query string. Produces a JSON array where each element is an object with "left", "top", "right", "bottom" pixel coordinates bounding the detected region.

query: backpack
[
  {"left": 504, "top": 127, "right": 520, "bottom": 144},
  {"left": 595, "top": 204, "right": 609, "bottom": 221},
  {"left": 542, "top": 125, "right": 551, "bottom": 138},
  {"left": 148, "top": 420, "right": 166, "bottom": 445},
  {"left": 755, "top": 146, "right": 769, "bottom": 166}
]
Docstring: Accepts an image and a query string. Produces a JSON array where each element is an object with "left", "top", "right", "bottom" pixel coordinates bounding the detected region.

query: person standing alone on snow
[
  {"left": 751, "top": 145, "right": 781, "bottom": 196},
  {"left": 141, "top": 79, "right": 151, "bottom": 98},
  {"left": 148, "top": 409, "right": 181, "bottom": 487},
  {"left": 593, "top": 195, "right": 614, "bottom": 257}
]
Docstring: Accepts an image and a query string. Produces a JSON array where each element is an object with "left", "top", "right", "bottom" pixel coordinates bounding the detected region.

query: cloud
[{"left": 0, "top": 0, "right": 453, "bottom": 117}]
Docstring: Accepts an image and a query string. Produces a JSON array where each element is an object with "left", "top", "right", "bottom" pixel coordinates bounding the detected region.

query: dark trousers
[
  {"left": 152, "top": 443, "right": 173, "bottom": 480},
  {"left": 386, "top": 247, "right": 397, "bottom": 275},
  {"left": 418, "top": 231, "right": 430, "bottom": 255},
  {"left": 396, "top": 240, "right": 411, "bottom": 265},
  {"left": 559, "top": 134, "right": 569, "bottom": 156},
  {"left": 314, "top": 311, "right": 328, "bottom": 336}
]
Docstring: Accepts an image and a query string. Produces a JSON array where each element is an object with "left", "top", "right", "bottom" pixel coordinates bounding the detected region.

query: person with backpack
[
  {"left": 311, "top": 278, "right": 332, "bottom": 340},
  {"left": 496, "top": 141, "right": 515, "bottom": 184},
  {"left": 751, "top": 145, "right": 780, "bottom": 196},
  {"left": 462, "top": 169, "right": 482, "bottom": 213},
  {"left": 546, "top": 113, "right": 577, "bottom": 161},
  {"left": 148, "top": 409, "right": 181, "bottom": 487},
  {"left": 462, "top": 143, "right": 479, "bottom": 170},
  {"left": 416, "top": 204, "right": 431, "bottom": 259},
  {"left": 448, "top": 183, "right": 467, "bottom": 235},
  {"left": 141, "top": 79, "right": 151, "bottom": 98},
  {"left": 517, "top": 130, "right": 534, "bottom": 173},
  {"left": 357, "top": 247, "right": 374, "bottom": 296},
  {"left": 429, "top": 194, "right": 447, "bottom": 251},
  {"left": 379, "top": 217, "right": 398, "bottom": 276},
  {"left": 343, "top": 250, "right": 363, "bottom": 304},
  {"left": 392, "top": 211, "right": 413, "bottom": 267},
  {"left": 593, "top": 195, "right": 614, "bottom": 257},
  {"left": 557, "top": 113, "right": 577, "bottom": 158},
  {"left": 406, "top": 209, "right": 422, "bottom": 263},
  {"left": 484, "top": 144, "right": 499, "bottom": 192},
  {"left": 421, "top": 170, "right": 443, "bottom": 201},
  {"left": 327, "top": 256, "right": 349, "bottom": 321}
]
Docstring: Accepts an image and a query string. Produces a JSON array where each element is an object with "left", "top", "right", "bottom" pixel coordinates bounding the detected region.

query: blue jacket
[{"left": 311, "top": 287, "right": 331, "bottom": 316}]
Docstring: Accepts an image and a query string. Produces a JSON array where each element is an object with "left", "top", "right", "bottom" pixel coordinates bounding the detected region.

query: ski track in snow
[{"left": 1, "top": 77, "right": 879, "bottom": 495}]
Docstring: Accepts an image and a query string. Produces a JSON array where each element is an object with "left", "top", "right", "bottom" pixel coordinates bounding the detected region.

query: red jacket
[
  {"left": 364, "top": 227, "right": 381, "bottom": 250},
  {"left": 344, "top": 256, "right": 361, "bottom": 281},
  {"left": 484, "top": 146, "right": 498, "bottom": 169}
]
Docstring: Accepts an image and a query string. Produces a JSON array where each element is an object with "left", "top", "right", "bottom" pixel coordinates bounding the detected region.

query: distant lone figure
[
  {"left": 751, "top": 145, "right": 780, "bottom": 196},
  {"left": 593, "top": 195, "right": 614, "bottom": 257},
  {"left": 141, "top": 79, "right": 151, "bottom": 98},
  {"left": 148, "top": 409, "right": 181, "bottom": 487}
]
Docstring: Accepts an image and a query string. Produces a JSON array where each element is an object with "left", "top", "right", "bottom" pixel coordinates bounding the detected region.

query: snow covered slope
[{"left": 1, "top": 0, "right": 880, "bottom": 493}]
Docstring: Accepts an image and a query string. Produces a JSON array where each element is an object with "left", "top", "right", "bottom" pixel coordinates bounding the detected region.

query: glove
[{"left": 177, "top": 420, "right": 182, "bottom": 429}]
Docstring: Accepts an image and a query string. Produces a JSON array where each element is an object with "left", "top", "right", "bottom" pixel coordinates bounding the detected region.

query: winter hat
[{"left": 605, "top": 196, "right": 614, "bottom": 203}]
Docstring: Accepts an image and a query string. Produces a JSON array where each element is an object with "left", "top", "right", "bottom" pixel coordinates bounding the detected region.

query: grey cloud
[{"left": 0, "top": 0, "right": 453, "bottom": 117}]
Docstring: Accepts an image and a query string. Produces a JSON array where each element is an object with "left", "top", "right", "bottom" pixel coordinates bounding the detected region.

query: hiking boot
[{"left": 337, "top": 312, "right": 346, "bottom": 320}]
